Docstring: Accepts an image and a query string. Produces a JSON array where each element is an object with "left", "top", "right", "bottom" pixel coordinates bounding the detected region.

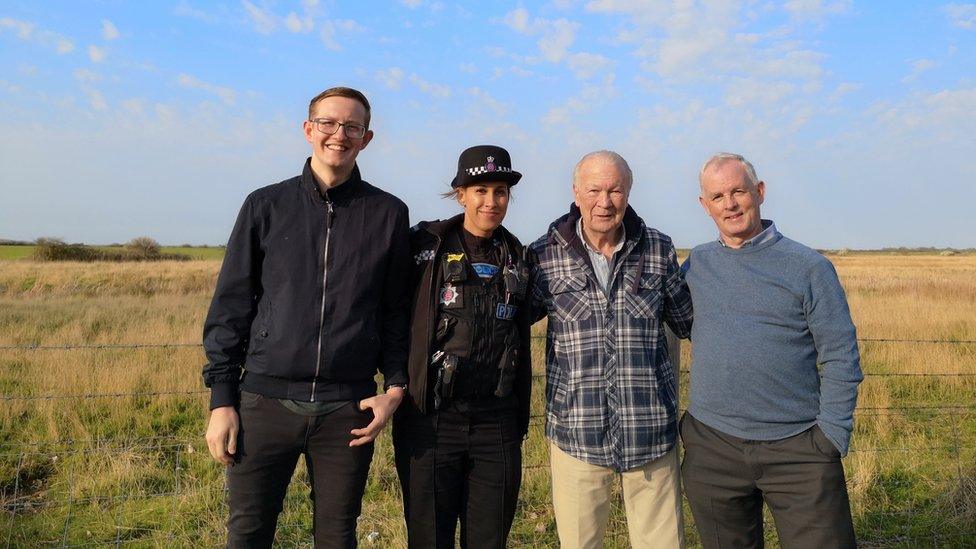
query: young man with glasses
[{"left": 203, "top": 86, "right": 411, "bottom": 547}]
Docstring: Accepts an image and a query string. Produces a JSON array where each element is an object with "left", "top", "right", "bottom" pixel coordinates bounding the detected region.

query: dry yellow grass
[{"left": 1, "top": 255, "right": 974, "bottom": 547}]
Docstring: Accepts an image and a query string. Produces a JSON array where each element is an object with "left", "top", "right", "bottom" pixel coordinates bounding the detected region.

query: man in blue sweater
[{"left": 681, "top": 153, "right": 862, "bottom": 548}]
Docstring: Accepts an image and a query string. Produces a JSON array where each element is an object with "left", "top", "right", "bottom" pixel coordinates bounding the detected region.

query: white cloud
[
  {"left": 173, "top": 2, "right": 220, "bottom": 23},
  {"left": 829, "top": 82, "right": 861, "bottom": 101},
  {"left": 0, "top": 17, "right": 33, "bottom": 39},
  {"left": 56, "top": 38, "right": 74, "bottom": 54},
  {"left": 580, "top": 0, "right": 839, "bottom": 139},
  {"left": 0, "top": 17, "right": 75, "bottom": 54},
  {"left": 467, "top": 87, "right": 508, "bottom": 116},
  {"left": 783, "top": 0, "right": 851, "bottom": 21},
  {"left": 0, "top": 79, "right": 22, "bottom": 94},
  {"left": 86, "top": 88, "right": 108, "bottom": 111},
  {"left": 504, "top": 7, "right": 531, "bottom": 32},
  {"left": 320, "top": 19, "right": 362, "bottom": 51},
  {"left": 902, "top": 58, "right": 938, "bottom": 83},
  {"left": 409, "top": 74, "right": 451, "bottom": 98},
  {"left": 121, "top": 98, "right": 145, "bottom": 116},
  {"left": 754, "top": 49, "right": 826, "bottom": 81},
  {"left": 285, "top": 12, "right": 314, "bottom": 33},
  {"left": 944, "top": 3, "right": 976, "bottom": 29},
  {"left": 333, "top": 19, "right": 363, "bottom": 31},
  {"left": 176, "top": 73, "right": 237, "bottom": 104},
  {"left": 542, "top": 72, "right": 616, "bottom": 125},
  {"left": 73, "top": 68, "right": 101, "bottom": 83},
  {"left": 501, "top": 8, "right": 579, "bottom": 63},
  {"left": 101, "top": 19, "right": 120, "bottom": 40},
  {"left": 375, "top": 67, "right": 405, "bottom": 89},
  {"left": 242, "top": 0, "right": 277, "bottom": 34},
  {"left": 566, "top": 52, "right": 613, "bottom": 79},
  {"left": 459, "top": 62, "right": 477, "bottom": 74},
  {"left": 538, "top": 19, "right": 578, "bottom": 63},
  {"left": 724, "top": 78, "right": 797, "bottom": 108},
  {"left": 88, "top": 45, "right": 107, "bottom": 63},
  {"left": 240, "top": 0, "right": 321, "bottom": 34},
  {"left": 491, "top": 65, "right": 535, "bottom": 80},
  {"left": 585, "top": 1, "right": 672, "bottom": 26},
  {"left": 485, "top": 46, "right": 507, "bottom": 58},
  {"left": 320, "top": 21, "right": 341, "bottom": 50},
  {"left": 400, "top": 0, "right": 423, "bottom": 7}
]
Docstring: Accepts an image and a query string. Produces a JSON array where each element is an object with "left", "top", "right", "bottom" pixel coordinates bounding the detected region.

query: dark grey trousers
[
  {"left": 680, "top": 413, "right": 856, "bottom": 549},
  {"left": 226, "top": 391, "right": 374, "bottom": 549}
]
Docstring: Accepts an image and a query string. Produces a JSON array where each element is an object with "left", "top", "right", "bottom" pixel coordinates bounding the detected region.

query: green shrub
[
  {"left": 125, "top": 237, "right": 162, "bottom": 260},
  {"left": 32, "top": 238, "right": 98, "bottom": 261},
  {"left": 31, "top": 237, "right": 190, "bottom": 262}
]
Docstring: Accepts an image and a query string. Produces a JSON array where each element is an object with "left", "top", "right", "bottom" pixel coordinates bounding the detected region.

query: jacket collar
[
  {"left": 300, "top": 157, "right": 364, "bottom": 203},
  {"left": 420, "top": 213, "right": 519, "bottom": 249},
  {"left": 550, "top": 203, "right": 645, "bottom": 253},
  {"left": 422, "top": 213, "right": 465, "bottom": 239}
]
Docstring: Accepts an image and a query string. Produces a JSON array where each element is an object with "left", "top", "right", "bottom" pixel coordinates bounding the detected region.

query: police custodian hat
[{"left": 450, "top": 145, "right": 523, "bottom": 188}]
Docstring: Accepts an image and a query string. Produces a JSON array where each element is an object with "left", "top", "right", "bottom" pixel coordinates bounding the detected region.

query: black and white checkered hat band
[{"left": 466, "top": 165, "right": 514, "bottom": 176}]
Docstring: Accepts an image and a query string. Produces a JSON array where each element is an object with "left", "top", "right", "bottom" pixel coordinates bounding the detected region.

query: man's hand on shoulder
[
  {"left": 205, "top": 406, "right": 240, "bottom": 466},
  {"left": 350, "top": 386, "right": 405, "bottom": 447}
]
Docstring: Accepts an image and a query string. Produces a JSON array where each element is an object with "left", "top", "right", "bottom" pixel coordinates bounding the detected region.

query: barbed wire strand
[
  {"left": 6, "top": 373, "right": 976, "bottom": 403},
  {"left": 1, "top": 336, "right": 975, "bottom": 351}
]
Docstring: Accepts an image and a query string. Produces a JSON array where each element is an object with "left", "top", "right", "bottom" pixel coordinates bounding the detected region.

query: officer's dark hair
[
  {"left": 441, "top": 185, "right": 514, "bottom": 201},
  {"left": 308, "top": 87, "right": 371, "bottom": 128}
]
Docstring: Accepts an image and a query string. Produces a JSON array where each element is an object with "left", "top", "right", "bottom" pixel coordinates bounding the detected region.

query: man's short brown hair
[{"left": 308, "top": 86, "right": 371, "bottom": 127}]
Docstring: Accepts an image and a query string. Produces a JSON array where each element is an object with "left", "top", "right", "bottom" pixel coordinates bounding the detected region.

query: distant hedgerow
[
  {"left": 32, "top": 237, "right": 189, "bottom": 262},
  {"left": 33, "top": 238, "right": 99, "bottom": 261}
]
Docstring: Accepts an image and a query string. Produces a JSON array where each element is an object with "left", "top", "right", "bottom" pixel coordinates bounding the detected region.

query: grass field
[
  {"left": 0, "top": 245, "right": 225, "bottom": 261},
  {"left": 0, "top": 255, "right": 974, "bottom": 547}
]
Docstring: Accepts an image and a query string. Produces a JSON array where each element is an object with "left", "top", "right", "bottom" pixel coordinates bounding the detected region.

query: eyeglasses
[{"left": 309, "top": 118, "right": 368, "bottom": 139}]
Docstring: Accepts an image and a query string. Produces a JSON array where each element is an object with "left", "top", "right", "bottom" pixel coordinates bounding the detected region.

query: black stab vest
[{"left": 432, "top": 228, "right": 525, "bottom": 401}]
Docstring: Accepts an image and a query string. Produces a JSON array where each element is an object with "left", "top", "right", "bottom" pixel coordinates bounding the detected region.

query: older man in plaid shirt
[{"left": 530, "top": 150, "right": 693, "bottom": 548}]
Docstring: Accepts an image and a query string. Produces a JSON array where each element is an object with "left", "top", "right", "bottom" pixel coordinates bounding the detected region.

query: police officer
[{"left": 393, "top": 145, "right": 533, "bottom": 548}]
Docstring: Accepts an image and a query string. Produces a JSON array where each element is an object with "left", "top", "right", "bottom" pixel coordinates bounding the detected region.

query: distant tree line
[{"left": 31, "top": 237, "right": 191, "bottom": 262}]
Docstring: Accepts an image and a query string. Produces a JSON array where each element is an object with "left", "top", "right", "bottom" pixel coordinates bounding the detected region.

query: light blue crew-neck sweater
[{"left": 683, "top": 225, "right": 862, "bottom": 455}]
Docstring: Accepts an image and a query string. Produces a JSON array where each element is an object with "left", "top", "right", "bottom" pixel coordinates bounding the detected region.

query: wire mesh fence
[{"left": 2, "top": 338, "right": 975, "bottom": 547}]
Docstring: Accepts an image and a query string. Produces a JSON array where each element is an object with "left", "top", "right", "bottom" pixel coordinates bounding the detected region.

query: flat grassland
[
  {"left": 0, "top": 255, "right": 974, "bottom": 547},
  {"left": 0, "top": 245, "right": 225, "bottom": 260}
]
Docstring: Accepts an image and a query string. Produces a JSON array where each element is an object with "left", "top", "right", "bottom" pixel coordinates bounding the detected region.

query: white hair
[
  {"left": 573, "top": 150, "right": 633, "bottom": 189},
  {"left": 699, "top": 152, "right": 760, "bottom": 188}
]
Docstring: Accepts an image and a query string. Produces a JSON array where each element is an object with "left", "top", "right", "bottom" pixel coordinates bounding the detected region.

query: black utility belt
[{"left": 430, "top": 352, "right": 514, "bottom": 410}]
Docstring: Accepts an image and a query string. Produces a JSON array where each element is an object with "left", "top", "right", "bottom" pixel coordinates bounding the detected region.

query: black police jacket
[
  {"left": 202, "top": 159, "right": 411, "bottom": 409},
  {"left": 403, "top": 214, "right": 533, "bottom": 436}
]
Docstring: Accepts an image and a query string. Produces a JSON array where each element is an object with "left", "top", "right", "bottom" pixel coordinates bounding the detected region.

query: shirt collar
[
  {"left": 719, "top": 219, "right": 777, "bottom": 248},
  {"left": 576, "top": 218, "right": 625, "bottom": 257}
]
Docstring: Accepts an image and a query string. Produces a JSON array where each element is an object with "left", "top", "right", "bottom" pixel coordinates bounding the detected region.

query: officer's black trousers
[
  {"left": 393, "top": 405, "right": 522, "bottom": 549},
  {"left": 226, "top": 391, "right": 374, "bottom": 549}
]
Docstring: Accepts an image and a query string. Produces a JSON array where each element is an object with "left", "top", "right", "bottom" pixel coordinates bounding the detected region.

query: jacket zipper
[
  {"left": 311, "top": 199, "right": 334, "bottom": 401},
  {"left": 420, "top": 233, "right": 442, "bottom": 411}
]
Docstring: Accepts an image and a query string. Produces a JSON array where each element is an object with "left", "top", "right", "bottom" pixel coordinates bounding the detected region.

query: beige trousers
[{"left": 549, "top": 442, "right": 684, "bottom": 549}]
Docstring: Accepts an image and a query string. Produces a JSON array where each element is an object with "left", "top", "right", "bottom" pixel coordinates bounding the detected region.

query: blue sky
[{"left": 1, "top": 1, "right": 974, "bottom": 248}]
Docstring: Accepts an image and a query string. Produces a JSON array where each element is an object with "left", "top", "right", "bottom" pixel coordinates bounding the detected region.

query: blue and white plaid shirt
[{"left": 530, "top": 206, "right": 693, "bottom": 471}]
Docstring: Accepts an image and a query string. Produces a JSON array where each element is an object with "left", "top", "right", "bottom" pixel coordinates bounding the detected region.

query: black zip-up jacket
[
  {"left": 202, "top": 159, "right": 411, "bottom": 409},
  {"left": 402, "top": 214, "right": 533, "bottom": 436}
]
